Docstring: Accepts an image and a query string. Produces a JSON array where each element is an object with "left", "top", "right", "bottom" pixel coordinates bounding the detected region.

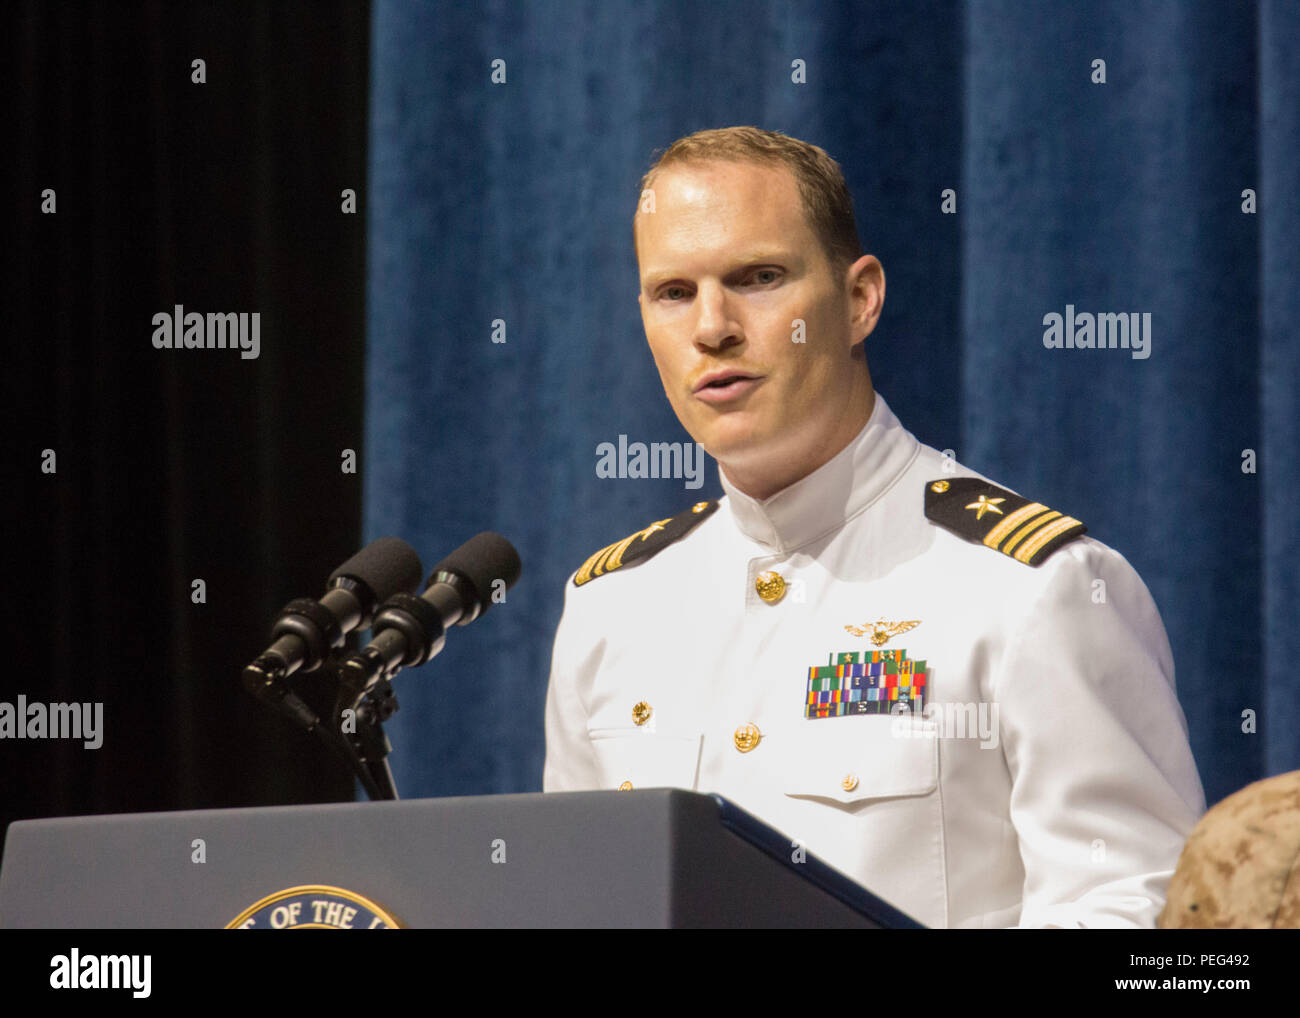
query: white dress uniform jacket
[{"left": 543, "top": 392, "right": 1206, "bottom": 928}]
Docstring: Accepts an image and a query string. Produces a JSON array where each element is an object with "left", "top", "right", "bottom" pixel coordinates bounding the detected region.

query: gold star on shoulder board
[
  {"left": 965, "top": 494, "right": 1005, "bottom": 520},
  {"left": 844, "top": 618, "right": 922, "bottom": 647}
]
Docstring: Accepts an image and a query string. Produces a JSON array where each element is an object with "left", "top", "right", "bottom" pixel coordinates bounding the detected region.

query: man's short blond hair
[{"left": 635, "top": 126, "right": 864, "bottom": 274}]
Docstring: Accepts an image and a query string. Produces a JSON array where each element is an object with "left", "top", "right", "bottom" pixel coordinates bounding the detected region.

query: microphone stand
[
  {"left": 335, "top": 648, "right": 401, "bottom": 801},
  {"left": 243, "top": 650, "right": 398, "bottom": 801}
]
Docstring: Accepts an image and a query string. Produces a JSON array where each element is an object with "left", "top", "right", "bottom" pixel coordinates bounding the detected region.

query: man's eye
[
  {"left": 749, "top": 269, "right": 780, "bottom": 285},
  {"left": 661, "top": 286, "right": 689, "bottom": 301}
]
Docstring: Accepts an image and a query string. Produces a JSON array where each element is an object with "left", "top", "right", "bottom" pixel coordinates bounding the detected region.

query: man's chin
[{"left": 694, "top": 430, "right": 777, "bottom": 475}]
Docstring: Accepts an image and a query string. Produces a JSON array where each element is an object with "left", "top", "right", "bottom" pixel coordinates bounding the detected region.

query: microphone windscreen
[
  {"left": 429, "top": 531, "right": 522, "bottom": 614},
  {"left": 329, "top": 537, "right": 424, "bottom": 601}
]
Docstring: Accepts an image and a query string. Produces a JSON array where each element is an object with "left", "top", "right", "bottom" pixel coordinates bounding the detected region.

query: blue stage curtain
[{"left": 365, "top": 0, "right": 1298, "bottom": 807}]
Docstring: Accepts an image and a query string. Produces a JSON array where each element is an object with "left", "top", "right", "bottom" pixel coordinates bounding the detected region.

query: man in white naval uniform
[{"left": 543, "top": 127, "right": 1206, "bottom": 928}]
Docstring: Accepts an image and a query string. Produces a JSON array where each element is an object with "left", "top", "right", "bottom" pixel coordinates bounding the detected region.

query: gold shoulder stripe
[
  {"left": 574, "top": 540, "right": 620, "bottom": 586},
  {"left": 573, "top": 500, "right": 720, "bottom": 587},
  {"left": 982, "top": 502, "right": 1048, "bottom": 549},
  {"left": 574, "top": 523, "right": 667, "bottom": 585},
  {"left": 1001, "top": 510, "right": 1061, "bottom": 557},
  {"left": 925, "top": 478, "right": 1086, "bottom": 567},
  {"left": 1015, "top": 515, "right": 1085, "bottom": 565}
]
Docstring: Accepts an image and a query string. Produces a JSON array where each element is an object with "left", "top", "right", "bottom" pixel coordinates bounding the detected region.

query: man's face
[{"left": 635, "top": 160, "right": 881, "bottom": 494}]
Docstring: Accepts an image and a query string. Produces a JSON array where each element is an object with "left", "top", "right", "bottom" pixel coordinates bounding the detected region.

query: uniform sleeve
[
  {"left": 542, "top": 577, "right": 602, "bottom": 792},
  {"left": 995, "top": 541, "right": 1206, "bottom": 928}
]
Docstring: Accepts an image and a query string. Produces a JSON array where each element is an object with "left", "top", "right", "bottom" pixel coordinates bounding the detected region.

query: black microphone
[
  {"left": 245, "top": 537, "right": 424, "bottom": 684},
  {"left": 340, "top": 532, "right": 522, "bottom": 694}
]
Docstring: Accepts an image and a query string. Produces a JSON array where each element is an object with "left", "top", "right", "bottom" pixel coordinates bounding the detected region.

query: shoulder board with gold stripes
[
  {"left": 924, "top": 478, "right": 1086, "bottom": 567},
  {"left": 573, "top": 500, "right": 719, "bottom": 587}
]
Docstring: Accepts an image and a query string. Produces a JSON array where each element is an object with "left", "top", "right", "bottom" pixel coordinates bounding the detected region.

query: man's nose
[{"left": 692, "top": 281, "right": 742, "bottom": 351}]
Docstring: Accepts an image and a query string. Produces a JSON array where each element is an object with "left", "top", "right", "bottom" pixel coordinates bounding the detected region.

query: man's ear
[{"left": 847, "top": 255, "right": 885, "bottom": 344}]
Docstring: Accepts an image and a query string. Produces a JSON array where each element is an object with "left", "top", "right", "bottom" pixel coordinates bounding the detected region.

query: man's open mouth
[
  {"left": 693, "top": 372, "right": 763, "bottom": 402},
  {"left": 694, "top": 371, "right": 758, "bottom": 393}
]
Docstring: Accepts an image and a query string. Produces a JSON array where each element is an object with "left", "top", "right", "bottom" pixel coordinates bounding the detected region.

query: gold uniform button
[
  {"left": 733, "top": 723, "right": 761, "bottom": 753},
  {"left": 632, "top": 701, "right": 652, "bottom": 726},
  {"left": 691, "top": 501, "right": 710, "bottom": 513},
  {"left": 755, "top": 571, "right": 786, "bottom": 604},
  {"left": 841, "top": 773, "right": 859, "bottom": 792},
  {"left": 930, "top": 480, "right": 950, "bottom": 493},
  {"left": 617, "top": 781, "right": 633, "bottom": 791}
]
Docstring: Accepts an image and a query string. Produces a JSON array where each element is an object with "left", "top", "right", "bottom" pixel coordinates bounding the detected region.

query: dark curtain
[
  {"left": 2, "top": 1, "right": 370, "bottom": 863},
  {"left": 365, "top": 0, "right": 1299, "bottom": 810}
]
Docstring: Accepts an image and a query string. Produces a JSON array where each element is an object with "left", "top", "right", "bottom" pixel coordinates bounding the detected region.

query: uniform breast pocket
[
  {"left": 778, "top": 715, "right": 939, "bottom": 806},
  {"left": 587, "top": 727, "right": 703, "bottom": 792}
]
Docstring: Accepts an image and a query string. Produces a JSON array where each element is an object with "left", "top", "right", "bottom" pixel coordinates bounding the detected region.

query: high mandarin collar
[{"left": 718, "top": 392, "right": 920, "bottom": 553}]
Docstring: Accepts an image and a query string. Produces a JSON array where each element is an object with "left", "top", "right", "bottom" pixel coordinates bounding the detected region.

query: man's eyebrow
[{"left": 641, "top": 252, "right": 800, "bottom": 289}]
